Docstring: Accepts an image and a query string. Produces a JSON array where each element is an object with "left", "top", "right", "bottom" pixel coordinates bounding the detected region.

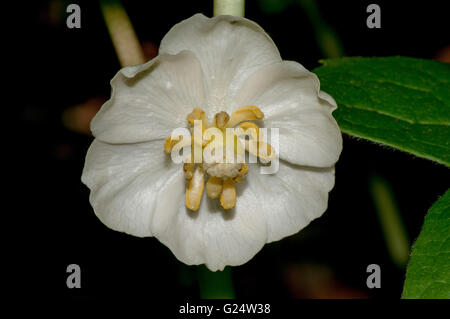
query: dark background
[{"left": 15, "top": 0, "right": 449, "bottom": 300}]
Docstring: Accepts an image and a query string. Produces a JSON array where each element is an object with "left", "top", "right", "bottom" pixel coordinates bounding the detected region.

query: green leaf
[
  {"left": 313, "top": 57, "right": 450, "bottom": 166},
  {"left": 402, "top": 189, "right": 450, "bottom": 299}
]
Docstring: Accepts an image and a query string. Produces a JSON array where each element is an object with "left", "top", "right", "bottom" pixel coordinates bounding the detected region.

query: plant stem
[
  {"left": 298, "top": 0, "right": 344, "bottom": 58},
  {"left": 197, "top": 266, "right": 235, "bottom": 298},
  {"left": 370, "top": 175, "right": 410, "bottom": 268},
  {"left": 100, "top": 0, "right": 145, "bottom": 67},
  {"left": 213, "top": 0, "right": 245, "bottom": 17}
]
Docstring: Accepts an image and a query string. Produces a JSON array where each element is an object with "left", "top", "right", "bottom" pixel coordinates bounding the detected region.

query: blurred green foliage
[{"left": 259, "top": 0, "right": 344, "bottom": 58}]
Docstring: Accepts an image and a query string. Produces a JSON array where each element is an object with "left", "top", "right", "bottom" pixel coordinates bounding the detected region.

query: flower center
[{"left": 164, "top": 105, "right": 275, "bottom": 211}]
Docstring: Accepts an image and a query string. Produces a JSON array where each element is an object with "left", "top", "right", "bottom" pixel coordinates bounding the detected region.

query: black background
[{"left": 13, "top": 0, "right": 449, "bottom": 302}]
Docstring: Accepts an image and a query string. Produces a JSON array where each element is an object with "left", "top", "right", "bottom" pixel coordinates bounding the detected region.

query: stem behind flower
[
  {"left": 197, "top": 265, "right": 235, "bottom": 298},
  {"left": 100, "top": 0, "right": 145, "bottom": 67},
  {"left": 213, "top": 0, "right": 245, "bottom": 17}
]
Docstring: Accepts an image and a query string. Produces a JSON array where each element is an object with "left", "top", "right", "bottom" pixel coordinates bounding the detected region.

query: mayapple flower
[{"left": 82, "top": 14, "right": 342, "bottom": 271}]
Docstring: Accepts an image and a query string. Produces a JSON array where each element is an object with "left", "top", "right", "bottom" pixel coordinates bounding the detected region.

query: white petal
[
  {"left": 91, "top": 50, "right": 205, "bottom": 144},
  {"left": 149, "top": 160, "right": 334, "bottom": 271},
  {"left": 81, "top": 139, "right": 182, "bottom": 237},
  {"left": 232, "top": 61, "right": 342, "bottom": 167},
  {"left": 159, "top": 14, "right": 281, "bottom": 116},
  {"left": 248, "top": 161, "right": 335, "bottom": 243},
  {"left": 151, "top": 173, "right": 268, "bottom": 271}
]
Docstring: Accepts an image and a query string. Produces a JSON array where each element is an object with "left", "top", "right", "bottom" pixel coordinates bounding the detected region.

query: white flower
[{"left": 81, "top": 14, "right": 342, "bottom": 271}]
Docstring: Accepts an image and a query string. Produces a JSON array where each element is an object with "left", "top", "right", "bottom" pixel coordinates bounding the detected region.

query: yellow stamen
[
  {"left": 183, "top": 162, "right": 195, "bottom": 180},
  {"left": 187, "top": 107, "right": 208, "bottom": 129},
  {"left": 238, "top": 163, "right": 248, "bottom": 176},
  {"left": 203, "top": 127, "right": 224, "bottom": 146},
  {"left": 164, "top": 135, "right": 189, "bottom": 155},
  {"left": 233, "top": 176, "right": 244, "bottom": 183},
  {"left": 214, "top": 111, "right": 230, "bottom": 129},
  {"left": 233, "top": 164, "right": 248, "bottom": 183},
  {"left": 191, "top": 131, "right": 207, "bottom": 148},
  {"left": 206, "top": 176, "right": 223, "bottom": 199},
  {"left": 246, "top": 140, "right": 276, "bottom": 161},
  {"left": 239, "top": 121, "right": 260, "bottom": 139},
  {"left": 220, "top": 178, "right": 236, "bottom": 209},
  {"left": 227, "top": 105, "right": 264, "bottom": 128},
  {"left": 185, "top": 167, "right": 205, "bottom": 211}
]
